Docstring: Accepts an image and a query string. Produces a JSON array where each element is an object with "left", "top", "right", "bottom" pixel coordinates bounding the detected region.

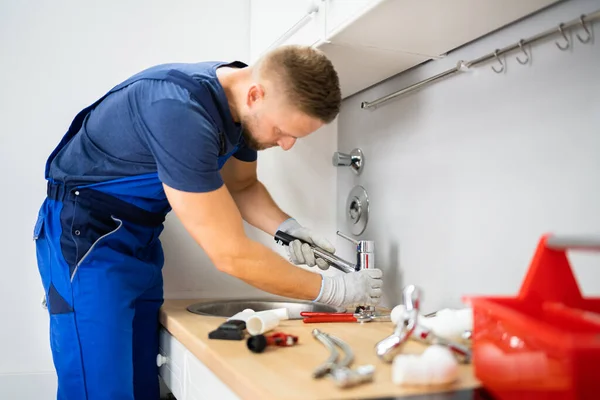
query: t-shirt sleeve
[{"left": 139, "top": 98, "right": 223, "bottom": 193}]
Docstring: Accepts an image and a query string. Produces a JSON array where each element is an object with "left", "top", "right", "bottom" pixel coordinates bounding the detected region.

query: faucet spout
[
  {"left": 310, "top": 247, "right": 356, "bottom": 273},
  {"left": 274, "top": 230, "right": 356, "bottom": 273},
  {"left": 274, "top": 230, "right": 376, "bottom": 274},
  {"left": 375, "top": 285, "right": 421, "bottom": 362}
]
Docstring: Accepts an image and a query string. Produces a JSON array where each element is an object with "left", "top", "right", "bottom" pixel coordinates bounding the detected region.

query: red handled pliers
[{"left": 300, "top": 311, "right": 391, "bottom": 323}]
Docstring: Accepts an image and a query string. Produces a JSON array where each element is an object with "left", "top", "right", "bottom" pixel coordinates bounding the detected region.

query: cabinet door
[
  {"left": 158, "top": 328, "right": 186, "bottom": 400},
  {"left": 249, "top": 0, "right": 325, "bottom": 63},
  {"left": 325, "top": 0, "right": 380, "bottom": 37},
  {"left": 325, "top": 0, "right": 560, "bottom": 56},
  {"left": 184, "top": 350, "right": 240, "bottom": 400}
]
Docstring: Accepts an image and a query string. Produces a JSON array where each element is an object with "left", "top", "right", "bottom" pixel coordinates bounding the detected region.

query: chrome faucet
[
  {"left": 326, "top": 231, "right": 377, "bottom": 317},
  {"left": 336, "top": 231, "right": 375, "bottom": 272},
  {"left": 374, "top": 285, "right": 472, "bottom": 363},
  {"left": 274, "top": 230, "right": 375, "bottom": 274},
  {"left": 274, "top": 229, "right": 377, "bottom": 314},
  {"left": 375, "top": 285, "right": 421, "bottom": 362}
]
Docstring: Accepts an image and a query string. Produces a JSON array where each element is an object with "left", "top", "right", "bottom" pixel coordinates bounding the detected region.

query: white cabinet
[
  {"left": 325, "top": 0, "right": 379, "bottom": 37},
  {"left": 184, "top": 351, "right": 239, "bottom": 400},
  {"left": 324, "top": 0, "right": 561, "bottom": 58},
  {"left": 158, "top": 328, "right": 186, "bottom": 400},
  {"left": 158, "top": 328, "right": 240, "bottom": 400},
  {"left": 249, "top": 0, "right": 560, "bottom": 99},
  {"left": 249, "top": 0, "right": 325, "bottom": 63}
]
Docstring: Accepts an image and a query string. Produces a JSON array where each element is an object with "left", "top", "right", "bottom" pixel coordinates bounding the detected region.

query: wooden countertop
[{"left": 159, "top": 299, "right": 481, "bottom": 400}]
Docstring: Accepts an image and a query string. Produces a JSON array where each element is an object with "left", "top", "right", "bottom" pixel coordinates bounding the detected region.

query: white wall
[
  {"left": 336, "top": 0, "right": 600, "bottom": 314},
  {"left": 0, "top": 1, "right": 250, "bottom": 397}
]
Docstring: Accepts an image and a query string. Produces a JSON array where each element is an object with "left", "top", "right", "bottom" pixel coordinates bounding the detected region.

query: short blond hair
[{"left": 257, "top": 45, "right": 341, "bottom": 123}]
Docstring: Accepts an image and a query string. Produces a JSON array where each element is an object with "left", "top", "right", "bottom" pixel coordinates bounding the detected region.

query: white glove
[
  {"left": 278, "top": 218, "right": 335, "bottom": 270},
  {"left": 314, "top": 268, "right": 383, "bottom": 307}
]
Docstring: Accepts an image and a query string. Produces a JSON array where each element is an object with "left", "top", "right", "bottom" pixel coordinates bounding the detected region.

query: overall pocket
[
  {"left": 33, "top": 211, "right": 50, "bottom": 290},
  {"left": 70, "top": 215, "right": 123, "bottom": 281},
  {"left": 70, "top": 216, "right": 160, "bottom": 297},
  {"left": 33, "top": 212, "right": 44, "bottom": 240},
  {"left": 33, "top": 208, "right": 52, "bottom": 310}
]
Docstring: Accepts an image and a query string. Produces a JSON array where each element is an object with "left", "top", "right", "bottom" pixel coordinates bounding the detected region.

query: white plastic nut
[
  {"left": 390, "top": 304, "right": 405, "bottom": 325},
  {"left": 431, "top": 308, "right": 473, "bottom": 343},
  {"left": 391, "top": 305, "right": 473, "bottom": 344},
  {"left": 156, "top": 354, "right": 168, "bottom": 367},
  {"left": 392, "top": 345, "right": 459, "bottom": 386}
]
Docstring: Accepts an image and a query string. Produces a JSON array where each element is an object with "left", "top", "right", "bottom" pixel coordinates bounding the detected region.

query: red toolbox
[{"left": 464, "top": 233, "right": 600, "bottom": 400}]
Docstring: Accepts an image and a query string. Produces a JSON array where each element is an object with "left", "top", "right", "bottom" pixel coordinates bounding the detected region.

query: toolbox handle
[
  {"left": 545, "top": 235, "right": 600, "bottom": 251},
  {"left": 518, "top": 233, "right": 600, "bottom": 305}
]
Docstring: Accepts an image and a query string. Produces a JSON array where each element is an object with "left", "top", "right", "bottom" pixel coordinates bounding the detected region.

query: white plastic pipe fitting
[
  {"left": 392, "top": 345, "right": 459, "bottom": 386},
  {"left": 390, "top": 305, "right": 472, "bottom": 344},
  {"left": 245, "top": 308, "right": 289, "bottom": 336},
  {"left": 227, "top": 308, "right": 256, "bottom": 322}
]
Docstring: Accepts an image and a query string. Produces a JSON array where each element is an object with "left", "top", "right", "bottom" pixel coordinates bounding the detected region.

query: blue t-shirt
[{"left": 49, "top": 61, "right": 256, "bottom": 193}]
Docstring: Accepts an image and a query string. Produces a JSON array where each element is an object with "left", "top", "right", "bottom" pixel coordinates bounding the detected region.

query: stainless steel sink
[{"left": 186, "top": 299, "right": 346, "bottom": 320}]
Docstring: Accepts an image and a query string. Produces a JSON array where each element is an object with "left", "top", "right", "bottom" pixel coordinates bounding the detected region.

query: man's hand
[
  {"left": 314, "top": 268, "right": 383, "bottom": 307},
  {"left": 277, "top": 218, "right": 335, "bottom": 270}
]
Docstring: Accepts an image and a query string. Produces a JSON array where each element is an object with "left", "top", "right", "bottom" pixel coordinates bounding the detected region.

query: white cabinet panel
[
  {"left": 250, "top": 0, "right": 561, "bottom": 98},
  {"left": 159, "top": 328, "right": 240, "bottom": 400},
  {"left": 319, "top": 41, "right": 430, "bottom": 98},
  {"left": 328, "top": 0, "right": 560, "bottom": 56},
  {"left": 325, "top": 0, "right": 380, "bottom": 37},
  {"left": 250, "top": 0, "right": 325, "bottom": 62},
  {"left": 184, "top": 351, "right": 240, "bottom": 400},
  {"left": 158, "top": 328, "right": 185, "bottom": 400}
]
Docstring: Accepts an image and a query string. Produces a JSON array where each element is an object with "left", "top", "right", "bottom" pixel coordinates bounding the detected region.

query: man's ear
[{"left": 247, "top": 83, "right": 265, "bottom": 108}]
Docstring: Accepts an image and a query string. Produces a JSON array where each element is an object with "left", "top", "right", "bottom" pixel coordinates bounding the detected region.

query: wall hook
[
  {"left": 576, "top": 15, "right": 592, "bottom": 44},
  {"left": 516, "top": 40, "right": 530, "bottom": 65},
  {"left": 491, "top": 49, "right": 505, "bottom": 73},
  {"left": 555, "top": 23, "right": 570, "bottom": 51}
]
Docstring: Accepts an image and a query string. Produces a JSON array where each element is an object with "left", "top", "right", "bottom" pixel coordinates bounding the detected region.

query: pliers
[{"left": 301, "top": 311, "right": 391, "bottom": 323}]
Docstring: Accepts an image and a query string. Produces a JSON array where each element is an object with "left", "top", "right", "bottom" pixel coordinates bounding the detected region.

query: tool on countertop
[
  {"left": 410, "top": 324, "right": 471, "bottom": 364},
  {"left": 301, "top": 307, "right": 391, "bottom": 323},
  {"left": 391, "top": 306, "right": 473, "bottom": 345},
  {"left": 208, "top": 308, "right": 289, "bottom": 340},
  {"left": 246, "top": 332, "right": 299, "bottom": 353},
  {"left": 312, "top": 328, "right": 375, "bottom": 388},
  {"left": 208, "top": 308, "right": 255, "bottom": 341},
  {"left": 375, "top": 285, "right": 421, "bottom": 362},
  {"left": 375, "top": 285, "right": 472, "bottom": 364}
]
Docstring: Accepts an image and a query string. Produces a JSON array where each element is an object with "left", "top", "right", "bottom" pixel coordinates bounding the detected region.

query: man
[{"left": 33, "top": 45, "right": 383, "bottom": 400}]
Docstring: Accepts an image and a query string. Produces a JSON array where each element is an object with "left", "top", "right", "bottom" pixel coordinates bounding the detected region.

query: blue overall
[{"left": 34, "top": 69, "right": 240, "bottom": 400}]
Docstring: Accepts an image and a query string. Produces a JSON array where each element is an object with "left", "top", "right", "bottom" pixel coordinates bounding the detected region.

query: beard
[
  {"left": 241, "top": 114, "right": 270, "bottom": 151},
  {"left": 241, "top": 127, "right": 266, "bottom": 151}
]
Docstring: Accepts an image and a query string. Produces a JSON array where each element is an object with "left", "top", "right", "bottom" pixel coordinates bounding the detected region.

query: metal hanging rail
[{"left": 360, "top": 9, "right": 599, "bottom": 110}]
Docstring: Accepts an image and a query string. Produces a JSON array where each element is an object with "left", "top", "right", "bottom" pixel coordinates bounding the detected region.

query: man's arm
[
  {"left": 163, "top": 182, "right": 322, "bottom": 299},
  {"left": 220, "top": 157, "right": 289, "bottom": 235}
]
